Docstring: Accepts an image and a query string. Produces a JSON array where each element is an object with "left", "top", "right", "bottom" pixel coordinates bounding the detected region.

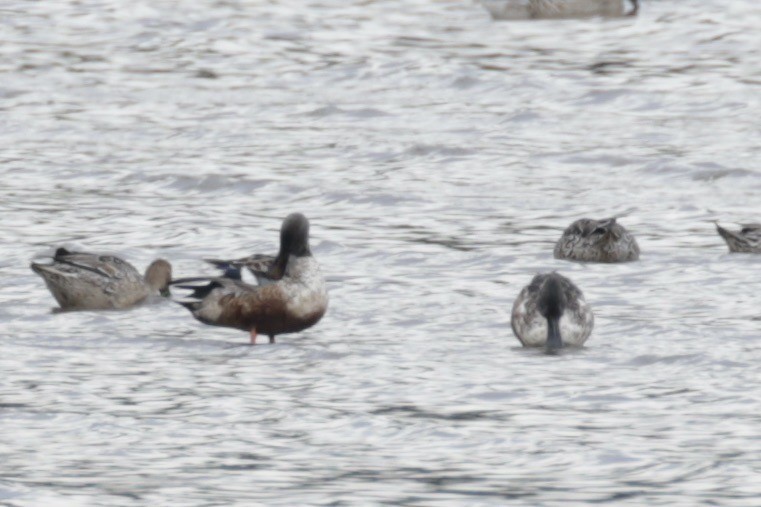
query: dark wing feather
[
  {"left": 205, "top": 254, "right": 278, "bottom": 284},
  {"left": 740, "top": 224, "right": 761, "bottom": 234}
]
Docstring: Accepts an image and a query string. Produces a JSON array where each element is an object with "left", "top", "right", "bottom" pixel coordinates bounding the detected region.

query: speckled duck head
[{"left": 554, "top": 217, "right": 640, "bottom": 263}]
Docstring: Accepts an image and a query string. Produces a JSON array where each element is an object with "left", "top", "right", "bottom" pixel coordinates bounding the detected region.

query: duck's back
[
  {"left": 535, "top": 0, "right": 624, "bottom": 18},
  {"left": 32, "top": 251, "right": 149, "bottom": 310},
  {"left": 484, "top": 0, "right": 625, "bottom": 20},
  {"left": 280, "top": 256, "right": 329, "bottom": 328}
]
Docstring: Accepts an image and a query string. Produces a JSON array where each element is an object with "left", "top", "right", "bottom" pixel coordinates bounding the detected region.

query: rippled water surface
[{"left": 2, "top": 0, "right": 760, "bottom": 505}]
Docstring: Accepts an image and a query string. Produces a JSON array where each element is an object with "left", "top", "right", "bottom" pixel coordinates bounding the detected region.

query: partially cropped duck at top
[
  {"left": 482, "top": 0, "right": 638, "bottom": 20},
  {"left": 511, "top": 272, "right": 594, "bottom": 350},
  {"left": 554, "top": 217, "right": 639, "bottom": 263},
  {"left": 171, "top": 213, "right": 328, "bottom": 344},
  {"left": 716, "top": 222, "right": 761, "bottom": 253},
  {"left": 30, "top": 248, "right": 172, "bottom": 310}
]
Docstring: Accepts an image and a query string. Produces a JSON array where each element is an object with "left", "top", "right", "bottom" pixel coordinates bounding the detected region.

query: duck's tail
[
  {"left": 30, "top": 262, "right": 65, "bottom": 280},
  {"left": 171, "top": 280, "right": 214, "bottom": 314},
  {"left": 538, "top": 274, "right": 567, "bottom": 320},
  {"left": 715, "top": 222, "right": 748, "bottom": 252},
  {"left": 538, "top": 274, "right": 567, "bottom": 350},
  {"left": 169, "top": 277, "right": 223, "bottom": 301}
]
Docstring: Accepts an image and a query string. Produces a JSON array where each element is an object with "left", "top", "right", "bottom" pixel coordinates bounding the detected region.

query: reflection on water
[{"left": 1, "top": 0, "right": 760, "bottom": 505}]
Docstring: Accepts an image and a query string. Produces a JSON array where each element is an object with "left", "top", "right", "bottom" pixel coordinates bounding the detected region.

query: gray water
[{"left": 1, "top": 0, "right": 760, "bottom": 505}]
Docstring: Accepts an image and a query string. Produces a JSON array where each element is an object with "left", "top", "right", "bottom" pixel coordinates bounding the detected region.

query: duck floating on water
[
  {"left": 716, "top": 222, "right": 761, "bottom": 253},
  {"left": 30, "top": 248, "right": 172, "bottom": 310},
  {"left": 554, "top": 217, "right": 639, "bottom": 263},
  {"left": 172, "top": 213, "right": 328, "bottom": 344},
  {"left": 511, "top": 272, "right": 593, "bottom": 349},
  {"left": 482, "top": 0, "right": 638, "bottom": 20}
]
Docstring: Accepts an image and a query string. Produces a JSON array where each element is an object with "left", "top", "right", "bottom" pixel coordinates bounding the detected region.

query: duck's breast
[{"left": 283, "top": 256, "right": 329, "bottom": 323}]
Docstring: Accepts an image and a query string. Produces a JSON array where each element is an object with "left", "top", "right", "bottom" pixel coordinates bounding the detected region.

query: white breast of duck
[{"left": 280, "top": 255, "right": 329, "bottom": 322}]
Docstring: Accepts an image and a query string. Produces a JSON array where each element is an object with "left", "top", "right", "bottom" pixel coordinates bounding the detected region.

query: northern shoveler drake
[
  {"left": 30, "top": 248, "right": 172, "bottom": 310},
  {"left": 482, "top": 0, "right": 638, "bottom": 20},
  {"left": 171, "top": 213, "right": 328, "bottom": 344},
  {"left": 554, "top": 217, "right": 640, "bottom": 263},
  {"left": 716, "top": 222, "right": 761, "bottom": 253},
  {"left": 511, "top": 272, "right": 594, "bottom": 350}
]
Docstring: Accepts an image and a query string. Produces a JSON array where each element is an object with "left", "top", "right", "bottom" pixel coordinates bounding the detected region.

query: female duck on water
[
  {"left": 716, "top": 222, "right": 761, "bottom": 253},
  {"left": 483, "top": 0, "right": 639, "bottom": 20},
  {"left": 554, "top": 217, "right": 639, "bottom": 263},
  {"left": 511, "top": 272, "right": 594, "bottom": 350},
  {"left": 172, "top": 213, "right": 328, "bottom": 344},
  {"left": 30, "top": 248, "right": 172, "bottom": 310}
]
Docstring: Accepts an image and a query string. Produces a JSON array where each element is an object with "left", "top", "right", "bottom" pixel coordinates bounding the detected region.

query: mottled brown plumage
[
  {"left": 30, "top": 248, "right": 172, "bottom": 310},
  {"left": 554, "top": 218, "right": 639, "bottom": 263},
  {"left": 483, "top": 0, "right": 638, "bottom": 20}
]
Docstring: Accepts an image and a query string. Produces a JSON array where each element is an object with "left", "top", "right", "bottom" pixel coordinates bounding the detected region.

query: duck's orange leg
[{"left": 249, "top": 328, "right": 258, "bottom": 345}]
